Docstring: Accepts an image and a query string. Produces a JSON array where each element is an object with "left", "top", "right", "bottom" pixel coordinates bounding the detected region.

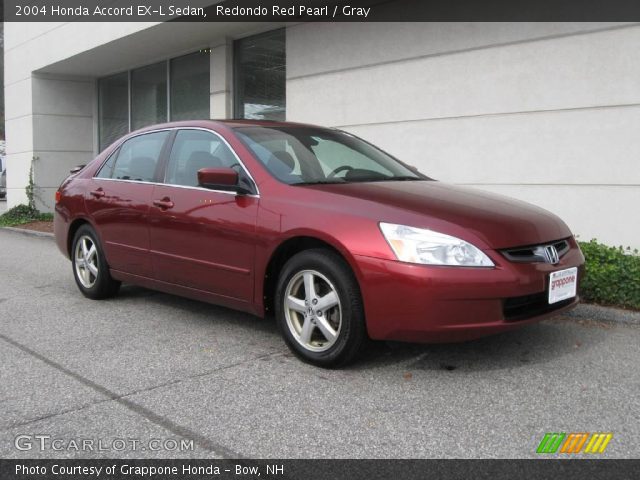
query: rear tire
[
  {"left": 71, "top": 224, "right": 120, "bottom": 299},
  {"left": 275, "top": 249, "right": 367, "bottom": 367}
]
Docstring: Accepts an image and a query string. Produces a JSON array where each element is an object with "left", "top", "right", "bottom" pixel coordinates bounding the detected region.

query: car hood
[{"left": 304, "top": 180, "right": 572, "bottom": 249}]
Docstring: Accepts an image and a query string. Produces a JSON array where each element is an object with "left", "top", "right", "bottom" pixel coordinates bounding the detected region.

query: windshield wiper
[
  {"left": 293, "top": 180, "right": 346, "bottom": 186},
  {"left": 386, "top": 176, "right": 425, "bottom": 181},
  {"left": 346, "top": 176, "right": 424, "bottom": 183},
  {"left": 293, "top": 176, "right": 424, "bottom": 186}
]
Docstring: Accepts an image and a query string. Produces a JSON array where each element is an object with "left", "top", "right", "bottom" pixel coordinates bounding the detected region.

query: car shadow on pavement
[
  {"left": 114, "top": 286, "right": 610, "bottom": 373},
  {"left": 352, "top": 316, "right": 611, "bottom": 372},
  {"left": 116, "top": 285, "right": 277, "bottom": 335}
]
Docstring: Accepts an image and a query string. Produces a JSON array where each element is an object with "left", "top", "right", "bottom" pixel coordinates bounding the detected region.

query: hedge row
[{"left": 579, "top": 239, "right": 640, "bottom": 310}]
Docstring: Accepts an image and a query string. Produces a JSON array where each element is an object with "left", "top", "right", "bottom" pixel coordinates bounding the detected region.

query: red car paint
[{"left": 54, "top": 120, "right": 584, "bottom": 343}]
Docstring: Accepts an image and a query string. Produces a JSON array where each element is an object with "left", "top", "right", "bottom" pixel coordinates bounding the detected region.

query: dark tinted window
[
  {"left": 131, "top": 62, "right": 167, "bottom": 130},
  {"left": 98, "top": 50, "right": 211, "bottom": 152},
  {"left": 170, "top": 52, "right": 210, "bottom": 121},
  {"left": 165, "top": 130, "right": 238, "bottom": 187},
  {"left": 108, "top": 131, "right": 169, "bottom": 182},
  {"left": 98, "top": 73, "right": 128, "bottom": 151},
  {"left": 234, "top": 29, "right": 286, "bottom": 120}
]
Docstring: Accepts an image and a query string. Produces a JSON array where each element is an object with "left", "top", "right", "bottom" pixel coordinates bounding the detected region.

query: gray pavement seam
[
  {"left": 0, "top": 332, "right": 244, "bottom": 459},
  {"left": 1, "top": 399, "right": 116, "bottom": 432},
  {"left": 1, "top": 350, "right": 285, "bottom": 433}
]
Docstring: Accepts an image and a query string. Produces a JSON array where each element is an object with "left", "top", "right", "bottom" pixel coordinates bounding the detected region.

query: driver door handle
[{"left": 153, "top": 198, "right": 174, "bottom": 210}]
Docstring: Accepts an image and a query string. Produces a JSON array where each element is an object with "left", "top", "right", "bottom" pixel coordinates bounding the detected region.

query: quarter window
[
  {"left": 102, "top": 131, "right": 169, "bottom": 182},
  {"left": 165, "top": 130, "right": 238, "bottom": 187},
  {"left": 95, "top": 150, "right": 118, "bottom": 179}
]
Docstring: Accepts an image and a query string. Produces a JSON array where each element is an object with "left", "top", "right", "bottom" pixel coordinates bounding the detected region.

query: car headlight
[{"left": 379, "top": 222, "right": 494, "bottom": 267}]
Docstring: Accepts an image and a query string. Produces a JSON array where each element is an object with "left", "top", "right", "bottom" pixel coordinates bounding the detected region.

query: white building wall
[
  {"left": 3, "top": 22, "right": 159, "bottom": 209},
  {"left": 287, "top": 22, "right": 640, "bottom": 248},
  {"left": 4, "top": 21, "right": 278, "bottom": 210},
  {"left": 30, "top": 75, "right": 95, "bottom": 211},
  {"left": 5, "top": 21, "right": 639, "bottom": 248}
]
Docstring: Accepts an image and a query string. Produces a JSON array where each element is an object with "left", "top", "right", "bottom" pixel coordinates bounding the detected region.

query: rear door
[
  {"left": 86, "top": 130, "right": 171, "bottom": 277},
  {"left": 148, "top": 128, "right": 259, "bottom": 302}
]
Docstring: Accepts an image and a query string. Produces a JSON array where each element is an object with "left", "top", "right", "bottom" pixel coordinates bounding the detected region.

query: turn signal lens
[{"left": 55, "top": 190, "right": 62, "bottom": 204}]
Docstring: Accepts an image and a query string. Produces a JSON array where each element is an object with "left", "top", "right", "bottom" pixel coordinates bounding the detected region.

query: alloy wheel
[
  {"left": 284, "top": 269, "right": 342, "bottom": 352},
  {"left": 74, "top": 235, "right": 99, "bottom": 289}
]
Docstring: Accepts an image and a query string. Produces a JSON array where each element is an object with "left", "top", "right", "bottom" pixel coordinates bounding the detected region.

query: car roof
[
  {"left": 131, "top": 119, "right": 326, "bottom": 136},
  {"left": 213, "top": 119, "right": 320, "bottom": 129}
]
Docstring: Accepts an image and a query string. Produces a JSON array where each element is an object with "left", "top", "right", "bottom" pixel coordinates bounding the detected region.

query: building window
[
  {"left": 98, "top": 50, "right": 210, "bottom": 151},
  {"left": 131, "top": 62, "right": 167, "bottom": 130},
  {"left": 171, "top": 52, "right": 210, "bottom": 121},
  {"left": 98, "top": 73, "right": 128, "bottom": 151},
  {"left": 234, "top": 29, "right": 286, "bottom": 121}
]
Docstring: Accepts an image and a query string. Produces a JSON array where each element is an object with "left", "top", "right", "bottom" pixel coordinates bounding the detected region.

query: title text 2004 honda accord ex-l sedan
[{"left": 54, "top": 120, "right": 584, "bottom": 367}]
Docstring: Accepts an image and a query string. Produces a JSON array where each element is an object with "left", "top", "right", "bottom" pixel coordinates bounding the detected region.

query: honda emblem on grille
[{"left": 543, "top": 245, "right": 560, "bottom": 264}]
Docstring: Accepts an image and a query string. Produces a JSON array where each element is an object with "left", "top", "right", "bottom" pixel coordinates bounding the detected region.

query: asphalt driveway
[{"left": 0, "top": 229, "right": 638, "bottom": 458}]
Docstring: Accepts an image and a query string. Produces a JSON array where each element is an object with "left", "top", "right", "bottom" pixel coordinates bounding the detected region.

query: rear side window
[
  {"left": 96, "top": 150, "right": 118, "bottom": 179},
  {"left": 164, "top": 130, "right": 238, "bottom": 187},
  {"left": 97, "top": 131, "right": 169, "bottom": 182}
]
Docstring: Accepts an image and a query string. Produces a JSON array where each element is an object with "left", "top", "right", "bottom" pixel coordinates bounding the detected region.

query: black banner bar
[
  {"left": 0, "top": 459, "right": 639, "bottom": 480},
  {"left": 5, "top": 0, "right": 640, "bottom": 22}
]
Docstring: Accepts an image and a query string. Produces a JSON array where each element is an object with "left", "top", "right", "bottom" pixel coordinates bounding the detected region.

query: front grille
[
  {"left": 503, "top": 292, "right": 574, "bottom": 322},
  {"left": 501, "top": 238, "right": 570, "bottom": 263}
]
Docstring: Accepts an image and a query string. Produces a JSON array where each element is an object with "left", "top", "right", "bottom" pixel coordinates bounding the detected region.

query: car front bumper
[{"left": 354, "top": 242, "right": 585, "bottom": 343}]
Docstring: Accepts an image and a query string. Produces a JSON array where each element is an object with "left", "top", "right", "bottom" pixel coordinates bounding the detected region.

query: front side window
[
  {"left": 165, "top": 130, "right": 238, "bottom": 187},
  {"left": 235, "top": 127, "right": 424, "bottom": 185},
  {"left": 100, "top": 131, "right": 169, "bottom": 182},
  {"left": 234, "top": 29, "right": 286, "bottom": 120}
]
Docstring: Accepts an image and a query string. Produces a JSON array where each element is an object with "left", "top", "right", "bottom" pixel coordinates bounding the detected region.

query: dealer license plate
[{"left": 548, "top": 267, "right": 578, "bottom": 304}]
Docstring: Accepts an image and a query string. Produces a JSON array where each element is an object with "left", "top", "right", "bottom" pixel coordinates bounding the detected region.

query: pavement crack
[
  {"left": 188, "top": 350, "right": 285, "bottom": 381},
  {"left": 0, "top": 333, "right": 243, "bottom": 459},
  {"left": 1, "top": 398, "right": 115, "bottom": 432}
]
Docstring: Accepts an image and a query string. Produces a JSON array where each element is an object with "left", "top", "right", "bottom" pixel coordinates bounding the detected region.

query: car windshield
[{"left": 235, "top": 126, "right": 426, "bottom": 185}]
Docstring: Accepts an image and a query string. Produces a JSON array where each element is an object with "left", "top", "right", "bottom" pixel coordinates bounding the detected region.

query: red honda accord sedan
[{"left": 54, "top": 120, "right": 584, "bottom": 366}]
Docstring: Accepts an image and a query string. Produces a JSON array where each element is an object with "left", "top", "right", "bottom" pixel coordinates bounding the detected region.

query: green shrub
[
  {"left": 0, "top": 204, "right": 52, "bottom": 227},
  {"left": 579, "top": 239, "right": 640, "bottom": 310}
]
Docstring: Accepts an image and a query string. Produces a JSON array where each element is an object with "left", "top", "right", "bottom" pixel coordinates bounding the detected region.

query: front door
[{"left": 148, "top": 129, "right": 259, "bottom": 302}]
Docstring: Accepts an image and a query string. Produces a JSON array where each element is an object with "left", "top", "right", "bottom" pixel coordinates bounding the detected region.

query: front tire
[
  {"left": 71, "top": 224, "right": 120, "bottom": 299},
  {"left": 275, "top": 249, "right": 367, "bottom": 367}
]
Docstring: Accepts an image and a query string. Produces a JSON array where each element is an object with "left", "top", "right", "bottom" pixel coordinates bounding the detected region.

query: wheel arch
[
  {"left": 261, "top": 235, "right": 363, "bottom": 317},
  {"left": 66, "top": 217, "right": 94, "bottom": 257}
]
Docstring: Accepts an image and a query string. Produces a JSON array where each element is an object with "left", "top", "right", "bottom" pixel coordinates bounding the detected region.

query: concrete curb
[
  {"left": 2, "top": 225, "right": 638, "bottom": 326},
  {"left": 566, "top": 303, "right": 640, "bottom": 326},
  {"left": 1, "top": 226, "right": 54, "bottom": 238}
]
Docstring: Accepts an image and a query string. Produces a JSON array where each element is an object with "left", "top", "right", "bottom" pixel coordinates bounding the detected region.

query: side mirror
[{"left": 197, "top": 168, "right": 251, "bottom": 195}]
